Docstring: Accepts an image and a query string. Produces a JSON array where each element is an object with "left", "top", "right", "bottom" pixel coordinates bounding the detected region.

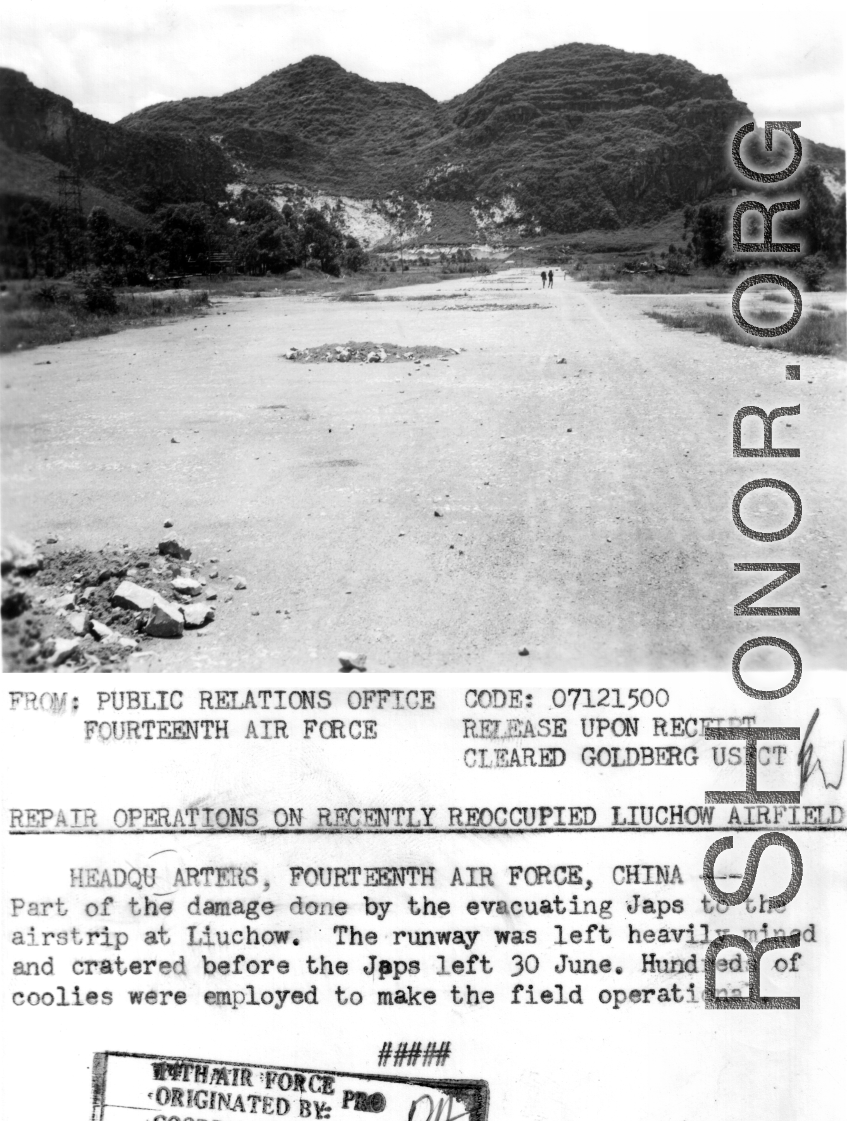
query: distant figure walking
[
  {"left": 547, "top": 269, "right": 554, "bottom": 288},
  {"left": 540, "top": 270, "right": 547, "bottom": 288}
]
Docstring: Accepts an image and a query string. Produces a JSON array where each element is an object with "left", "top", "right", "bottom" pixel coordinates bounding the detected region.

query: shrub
[
  {"left": 799, "top": 253, "right": 828, "bottom": 292},
  {"left": 81, "top": 272, "right": 118, "bottom": 314},
  {"left": 665, "top": 253, "right": 690, "bottom": 276},
  {"left": 35, "top": 283, "right": 60, "bottom": 305}
]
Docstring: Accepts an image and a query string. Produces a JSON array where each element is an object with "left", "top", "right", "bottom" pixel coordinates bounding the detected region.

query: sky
[{"left": 1, "top": 0, "right": 844, "bottom": 147}]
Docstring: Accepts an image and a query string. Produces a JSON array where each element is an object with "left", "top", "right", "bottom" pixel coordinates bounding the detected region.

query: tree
[
  {"left": 149, "top": 202, "right": 218, "bottom": 273},
  {"left": 230, "top": 193, "right": 302, "bottom": 274},
  {"left": 799, "top": 253, "right": 828, "bottom": 291},
  {"left": 690, "top": 203, "right": 728, "bottom": 267},
  {"left": 86, "top": 207, "right": 130, "bottom": 279},
  {"left": 9, "top": 202, "right": 49, "bottom": 277},
  {"left": 299, "top": 207, "right": 343, "bottom": 276},
  {"left": 797, "top": 165, "right": 843, "bottom": 261},
  {"left": 342, "top": 235, "right": 368, "bottom": 272},
  {"left": 87, "top": 207, "right": 112, "bottom": 265},
  {"left": 239, "top": 196, "right": 281, "bottom": 227},
  {"left": 237, "top": 220, "right": 299, "bottom": 274}
]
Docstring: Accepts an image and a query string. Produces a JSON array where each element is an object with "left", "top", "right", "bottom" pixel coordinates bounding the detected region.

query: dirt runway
[{"left": 2, "top": 269, "right": 844, "bottom": 672}]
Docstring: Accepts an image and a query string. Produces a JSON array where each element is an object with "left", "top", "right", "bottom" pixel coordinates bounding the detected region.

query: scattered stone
[
  {"left": 45, "top": 533, "right": 60, "bottom": 544},
  {"left": 233, "top": 577, "right": 247, "bottom": 590},
  {"left": 171, "top": 576, "right": 203, "bottom": 597},
  {"left": 518, "top": 646, "right": 530, "bottom": 656},
  {"left": 285, "top": 342, "right": 457, "bottom": 364},
  {"left": 145, "top": 601, "right": 184, "bottom": 638},
  {"left": 112, "top": 580, "right": 167, "bottom": 612},
  {"left": 3, "top": 538, "right": 233, "bottom": 670},
  {"left": 209, "top": 557, "right": 219, "bottom": 564},
  {"left": 48, "top": 637, "right": 80, "bottom": 666},
  {"left": 171, "top": 437, "right": 179, "bottom": 443},
  {"left": 338, "top": 651, "right": 367, "bottom": 672},
  {"left": 182, "top": 602, "right": 215, "bottom": 628},
  {"left": 163, "top": 519, "right": 173, "bottom": 528},
  {"left": 97, "top": 563, "right": 126, "bottom": 582},
  {"left": 557, "top": 357, "right": 568, "bottom": 364},
  {"left": 433, "top": 510, "right": 443, "bottom": 517},
  {"left": 206, "top": 590, "right": 218, "bottom": 601},
  {"left": 208, "top": 569, "right": 219, "bottom": 579},
  {"left": 67, "top": 611, "right": 89, "bottom": 636},
  {"left": 158, "top": 538, "right": 191, "bottom": 560}
]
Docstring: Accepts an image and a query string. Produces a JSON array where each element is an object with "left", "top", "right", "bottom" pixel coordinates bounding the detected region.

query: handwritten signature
[{"left": 798, "top": 708, "right": 845, "bottom": 792}]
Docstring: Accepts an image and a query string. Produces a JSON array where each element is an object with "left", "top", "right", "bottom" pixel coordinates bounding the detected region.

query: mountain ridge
[{"left": 2, "top": 44, "right": 844, "bottom": 249}]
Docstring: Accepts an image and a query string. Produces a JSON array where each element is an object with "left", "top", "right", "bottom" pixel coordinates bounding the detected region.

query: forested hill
[
  {"left": 119, "top": 43, "right": 761, "bottom": 230},
  {"left": 2, "top": 43, "right": 844, "bottom": 242},
  {"left": 0, "top": 68, "right": 232, "bottom": 215}
]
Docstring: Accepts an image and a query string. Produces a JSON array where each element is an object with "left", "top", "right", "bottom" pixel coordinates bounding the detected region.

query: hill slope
[
  {"left": 0, "top": 68, "right": 232, "bottom": 216},
  {"left": 120, "top": 44, "right": 758, "bottom": 232},
  {"left": 1, "top": 45, "right": 843, "bottom": 249}
]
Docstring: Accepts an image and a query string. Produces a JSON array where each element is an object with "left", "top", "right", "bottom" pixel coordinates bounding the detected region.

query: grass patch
[
  {"left": 0, "top": 263, "right": 493, "bottom": 352},
  {"left": 200, "top": 265, "right": 481, "bottom": 301},
  {"left": 1, "top": 281, "right": 210, "bottom": 353},
  {"left": 644, "top": 306, "right": 846, "bottom": 357},
  {"left": 0, "top": 263, "right": 489, "bottom": 352},
  {"left": 569, "top": 259, "right": 725, "bottom": 294}
]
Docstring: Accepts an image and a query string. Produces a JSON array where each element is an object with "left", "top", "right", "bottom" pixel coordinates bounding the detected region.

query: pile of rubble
[
  {"left": 2, "top": 533, "right": 239, "bottom": 672},
  {"left": 441, "top": 302, "right": 551, "bottom": 312},
  {"left": 281, "top": 341, "right": 460, "bottom": 364}
]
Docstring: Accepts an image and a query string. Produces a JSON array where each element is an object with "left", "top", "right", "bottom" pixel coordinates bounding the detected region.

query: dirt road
[{"left": 2, "top": 269, "right": 844, "bottom": 671}]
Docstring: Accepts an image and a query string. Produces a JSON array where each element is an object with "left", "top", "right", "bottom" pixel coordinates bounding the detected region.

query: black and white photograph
[
  {"left": 0, "top": 7, "right": 845, "bottom": 1118},
  {"left": 1, "top": 0, "right": 843, "bottom": 673}
]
